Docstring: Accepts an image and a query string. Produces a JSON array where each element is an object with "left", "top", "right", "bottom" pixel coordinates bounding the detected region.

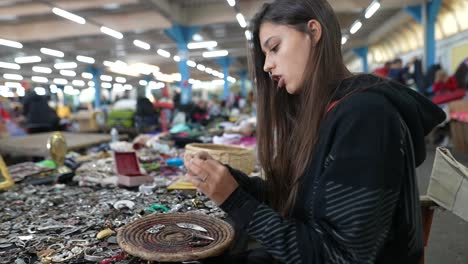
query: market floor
[{"left": 417, "top": 145, "right": 468, "bottom": 264}]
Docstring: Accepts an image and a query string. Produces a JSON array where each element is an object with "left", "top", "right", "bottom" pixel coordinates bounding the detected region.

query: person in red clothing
[
  {"left": 433, "top": 69, "right": 458, "bottom": 94},
  {"left": 373, "top": 61, "right": 391, "bottom": 78}
]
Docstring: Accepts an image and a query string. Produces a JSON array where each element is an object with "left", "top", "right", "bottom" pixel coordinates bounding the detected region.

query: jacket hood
[{"left": 335, "top": 74, "right": 446, "bottom": 166}]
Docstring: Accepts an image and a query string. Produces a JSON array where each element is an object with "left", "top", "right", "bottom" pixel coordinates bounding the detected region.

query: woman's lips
[
  {"left": 278, "top": 77, "right": 285, "bottom": 89},
  {"left": 272, "top": 75, "right": 285, "bottom": 89}
]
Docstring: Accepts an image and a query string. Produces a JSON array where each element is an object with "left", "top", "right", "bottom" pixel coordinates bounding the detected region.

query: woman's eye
[{"left": 270, "top": 45, "right": 279, "bottom": 52}]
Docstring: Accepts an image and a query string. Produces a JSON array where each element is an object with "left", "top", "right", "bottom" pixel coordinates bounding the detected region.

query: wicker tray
[
  {"left": 117, "top": 213, "right": 235, "bottom": 262},
  {"left": 185, "top": 143, "right": 255, "bottom": 175}
]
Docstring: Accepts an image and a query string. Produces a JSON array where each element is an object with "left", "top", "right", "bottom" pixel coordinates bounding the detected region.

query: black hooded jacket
[{"left": 220, "top": 74, "right": 446, "bottom": 264}]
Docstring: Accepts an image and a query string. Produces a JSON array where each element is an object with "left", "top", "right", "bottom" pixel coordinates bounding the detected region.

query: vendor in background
[
  {"left": 387, "top": 57, "right": 416, "bottom": 85},
  {"left": 135, "top": 97, "right": 158, "bottom": 133},
  {"left": 433, "top": 69, "right": 459, "bottom": 94},
  {"left": 373, "top": 61, "right": 391, "bottom": 78},
  {"left": 22, "top": 91, "right": 60, "bottom": 133}
]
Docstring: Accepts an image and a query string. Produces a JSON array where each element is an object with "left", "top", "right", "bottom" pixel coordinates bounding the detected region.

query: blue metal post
[
  {"left": 353, "top": 47, "right": 369, "bottom": 73},
  {"left": 425, "top": 0, "right": 442, "bottom": 71},
  {"left": 217, "top": 57, "right": 234, "bottom": 100},
  {"left": 165, "top": 25, "right": 200, "bottom": 105},
  {"left": 237, "top": 70, "right": 248, "bottom": 98},
  {"left": 88, "top": 66, "right": 102, "bottom": 109},
  {"left": 405, "top": 5, "right": 422, "bottom": 23},
  {"left": 405, "top": 1, "right": 441, "bottom": 71}
]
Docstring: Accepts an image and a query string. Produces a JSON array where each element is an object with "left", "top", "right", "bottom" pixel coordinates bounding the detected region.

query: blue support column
[
  {"left": 405, "top": 0, "right": 441, "bottom": 71},
  {"left": 165, "top": 24, "right": 200, "bottom": 105},
  {"left": 424, "top": 0, "right": 442, "bottom": 71},
  {"left": 217, "top": 57, "right": 234, "bottom": 100},
  {"left": 405, "top": 5, "right": 422, "bottom": 23},
  {"left": 353, "top": 47, "right": 369, "bottom": 73},
  {"left": 237, "top": 70, "right": 248, "bottom": 98},
  {"left": 88, "top": 66, "right": 102, "bottom": 109}
]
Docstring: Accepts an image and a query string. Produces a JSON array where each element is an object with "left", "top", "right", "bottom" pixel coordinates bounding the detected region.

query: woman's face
[{"left": 259, "top": 22, "right": 312, "bottom": 94}]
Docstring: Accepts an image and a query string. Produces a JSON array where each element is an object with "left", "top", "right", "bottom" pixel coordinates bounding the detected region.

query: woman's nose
[{"left": 263, "top": 56, "right": 274, "bottom": 73}]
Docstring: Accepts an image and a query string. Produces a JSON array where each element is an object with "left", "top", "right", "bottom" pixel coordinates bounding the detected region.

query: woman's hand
[{"left": 184, "top": 152, "right": 239, "bottom": 205}]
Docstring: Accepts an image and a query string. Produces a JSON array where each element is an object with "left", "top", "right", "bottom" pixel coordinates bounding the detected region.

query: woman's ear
[{"left": 307, "top": 19, "right": 322, "bottom": 46}]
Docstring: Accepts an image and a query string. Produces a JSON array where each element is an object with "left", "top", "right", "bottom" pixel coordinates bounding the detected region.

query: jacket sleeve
[
  {"left": 220, "top": 95, "right": 405, "bottom": 264},
  {"left": 225, "top": 165, "right": 266, "bottom": 203}
]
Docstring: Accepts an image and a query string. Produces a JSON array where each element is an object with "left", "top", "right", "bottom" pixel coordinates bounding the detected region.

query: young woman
[{"left": 185, "top": 0, "right": 446, "bottom": 263}]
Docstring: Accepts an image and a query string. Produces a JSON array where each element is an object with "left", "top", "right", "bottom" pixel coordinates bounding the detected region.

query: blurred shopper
[
  {"left": 373, "top": 61, "right": 391, "bottom": 77},
  {"left": 185, "top": 0, "right": 446, "bottom": 263},
  {"left": 134, "top": 97, "right": 158, "bottom": 133},
  {"left": 433, "top": 69, "right": 458, "bottom": 94},
  {"left": 454, "top": 58, "right": 468, "bottom": 89},
  {"left": 23, "top": 92, "right": 60, "bottom": 133}
]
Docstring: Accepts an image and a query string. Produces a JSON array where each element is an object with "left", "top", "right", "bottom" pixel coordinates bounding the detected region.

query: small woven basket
[
  {"left": 185, "top": 143, "right": 255, "bottom": 175},
  {"left": 117, "top": 213, "right": 235, "bottom": 262}
]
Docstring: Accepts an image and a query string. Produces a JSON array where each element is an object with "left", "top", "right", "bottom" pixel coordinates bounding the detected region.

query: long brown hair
[{"left": 251, "top": 0, "right": 351, "bottom": 216}]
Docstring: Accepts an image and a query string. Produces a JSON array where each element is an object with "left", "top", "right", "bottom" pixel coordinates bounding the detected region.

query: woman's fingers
[{"left": 193, "top": 151, "right": 212, "bottom": 160}]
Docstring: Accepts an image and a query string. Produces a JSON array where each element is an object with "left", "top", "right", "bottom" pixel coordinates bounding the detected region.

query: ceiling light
[
  {"left": 115, "top": 77, "right": 126, "bottom": 83},
  {"left": 54, "top": 62, "right": 77, "bottom": 69},
  {"left": 82, "top": 72, "right": 93, "bottom": 79},
  {"left": 103, "top": 3, "right": 120, "bottom": 10},
  {"left": 157, "top": 49, "right": 171, "bottom": 58},
  {"left": 3, "top": 73, "right": 23, "bottom": 80},
  {"left": 88, "top": 81, "right": 95, "bottom": 86},
  {"left": 15, "top": 56, "right": 41, "bottom": 64},
  {"left": 53, "top": 78, "right": 68, "bottom": 85},
  {"left": 16, "top": 87, "right": 25, "bottom": 97},
  {"left": 197, "top": 64, "right": 206, "bottom": 71},
  {"left": 341, "top": 36, "right": 348, "bottom": 45},
  {"left": 72, "top": 80, "right": 85, "bottom": 87},
  {"left": 76, "top": 55, "right": 95, "bottom": 64},
  {"left": 0, "top": 38, "right": 22, "bottom": 49},
  {"left": 40, "top": 47, "right": 64, "bottom": 58},
  {"left": 212, "top": 80, "right": 225, "bottom": 85},
  {"left": 100, "top": 26, "right": 123, "bottom": 39},
  {"left": 173, "top": 56, "right": 180, "bottom": 62},
  {"left": 124, "top": 84, "right": 132, "bottom": 90},
  {"left": 365, "top": 1, "right": 381, "bottom": 19},
  {"left": 100, "top": 75, "right": 112, "bottom": 82},
  {"left": 50, "top": 85, "right": 58, "bottom": 93},
  {"left": 31, "top": 76, "right": 48, "bottom": 83},
  {"left": 34, "top": 87, "right": 46, "bottom": 96},
  {"left": 32, "top": 66, "right": 52, "bottom": 74},
  {"left": 227, "top": 0, "right": 236, "bottom": 7},
  {"left": 236, "top": 13, "right": 247, "bottom": 28},
  {"left": 203, "top": 50, "right": 229, "bottom": 58},
  {"left": 52, "top": 7, "right": 86, "bottom": 24},
  {"left": 101, "top": 82, "right": 112, "bottom": 89},
  {"left": 60, "top": 70, "right": 76, "bottom": 77},
  {"left": 205, "top": 67, "right": 213, "bottom": 74},
  {"left": 192, "top": 34, "right": 203, "bottom": 42},
  {"left": 133, "top": 40, "right": 151, "bottom": 50},
  {"left": 0, "top": 61, "right": 20, "bottom": 70},
  {"left": 227, "top": 76, "right": 236, "bottom": 83},
  {"left": 187, "top": 41, "right": 217, "bottom": 50},
  {"left": 186, "top": 60, "right": 196, "bottom": 67},
  {"left": 350, "top": 21, "right": 362, "bottom": 34},
  {"left": 5, "top": 82, "right": 22, "bottom": 88},
  {"left": 245, "top": 30, "right": 252, "bottom": 40},
  {"left": 103, "top": 61, "right": 114, "bottom": 67},
  {"left": 139, "top": 80, "right": 148, "bottom": 86}
]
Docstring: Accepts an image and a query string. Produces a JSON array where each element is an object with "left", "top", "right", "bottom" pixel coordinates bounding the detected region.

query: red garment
[
  {"left": 373, "top": 67, "right": 390, "bottom": 78},
  {"left": 0, "top": 107, "right": 10, "bottom": 120},
  {"left": 433, "top": 77, "right": 458, "bottom": 94}
]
